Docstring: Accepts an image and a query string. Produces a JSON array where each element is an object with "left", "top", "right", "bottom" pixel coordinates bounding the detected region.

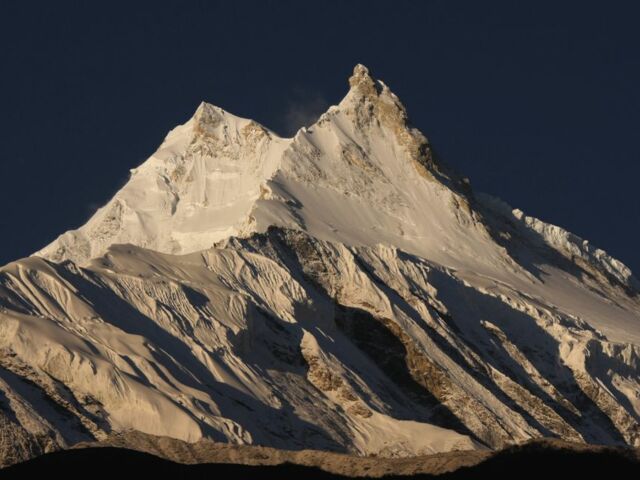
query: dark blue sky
[{"left": 1, "top": 1, "right": 639, "bottom": 272}]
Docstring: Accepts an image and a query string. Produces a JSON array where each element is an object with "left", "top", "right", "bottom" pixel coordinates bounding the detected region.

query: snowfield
[{"left": 0, "top": 65, "right": 638, "bottom": 466}]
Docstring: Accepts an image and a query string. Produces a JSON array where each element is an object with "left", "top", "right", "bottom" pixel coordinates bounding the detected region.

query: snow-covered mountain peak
[
  {"left": 192, "top": 101, "right": 227, "bottom": 136},
  {"left": 188, "top": 101, "right": 279, "bottom": 149},
  {"left": 3, "top": 65, "right": 640, "bottom": 464},
  {"left": 190, "top": 101, "right": 275, "bottom": 142},
  {"left": 33, "top": 64, "right": 640, "bottom": 347},
  {"left": 344, "top": 64, "right": 400, "bottom": 108},
  {"left": 347, "top": 63, "right": 379, "bottom": 94},
  {"left": 35, "top": 100, "right": 289, "bottom": 264},
  {"left": 36, "top": 64, "right": 448, "bottom": 266},
  {"left": 334, "top": 64, "right": 464, "bottom": 194},
  {"left": 35, "top": 65, "right": 639, "bottom": 296},
  {"left": 340, "top": 63, "right": 412, "bottom": 131}
]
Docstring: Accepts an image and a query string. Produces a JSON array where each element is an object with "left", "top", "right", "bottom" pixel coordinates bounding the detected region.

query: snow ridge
[{"left": 478, "top": 192, "right": 640, "bottom": 292}]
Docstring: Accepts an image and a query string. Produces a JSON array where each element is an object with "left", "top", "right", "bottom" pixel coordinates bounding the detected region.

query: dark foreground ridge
[{"left": 1, "top": 441, "right": 638, "bottom": 479}]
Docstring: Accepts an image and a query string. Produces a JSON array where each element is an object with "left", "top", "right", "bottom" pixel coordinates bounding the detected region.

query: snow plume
[{"left": 282, "top": 90, "right": 329, "bottom": 136}]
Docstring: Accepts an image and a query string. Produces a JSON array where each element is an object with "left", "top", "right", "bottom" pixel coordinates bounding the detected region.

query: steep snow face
[
  {"left": 36, "top": 103, "right": 289, "bottom": 264},
  {"left": 250, "top": 65, "right": 498, "bottom": 272}
]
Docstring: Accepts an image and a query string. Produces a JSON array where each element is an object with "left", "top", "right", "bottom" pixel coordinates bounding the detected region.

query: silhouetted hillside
[{"left": 1, "top": 441, "right": 638, "bottom": 479}]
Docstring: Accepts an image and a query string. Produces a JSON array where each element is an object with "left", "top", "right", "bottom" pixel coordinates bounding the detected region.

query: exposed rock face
[{"left": 1, "top": 65, "right": 640, "bottom": 466}]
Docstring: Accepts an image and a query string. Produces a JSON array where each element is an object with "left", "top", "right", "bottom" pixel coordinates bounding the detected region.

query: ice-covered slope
[{"left": 1, "top": 65, "right": 639, "bottom": 465}]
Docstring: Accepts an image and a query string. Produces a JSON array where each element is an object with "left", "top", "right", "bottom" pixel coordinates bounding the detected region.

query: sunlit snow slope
[{"left": 0, "top": 65, "right": 638, "bottom": 466}]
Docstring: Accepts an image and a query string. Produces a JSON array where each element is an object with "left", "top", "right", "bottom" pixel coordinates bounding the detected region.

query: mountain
[{"left": 1, "top": 65, "right": 639, "bottom": 467}]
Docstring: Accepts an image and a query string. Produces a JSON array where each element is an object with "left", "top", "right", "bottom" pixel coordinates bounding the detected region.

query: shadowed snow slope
[{"left": 0, "top": 65, "right": 639, "bottom": 466}]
